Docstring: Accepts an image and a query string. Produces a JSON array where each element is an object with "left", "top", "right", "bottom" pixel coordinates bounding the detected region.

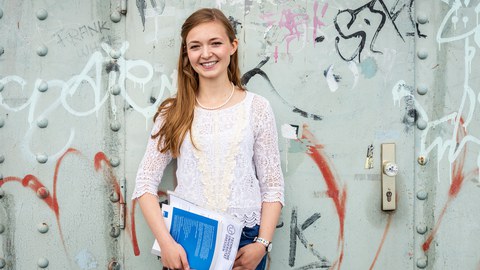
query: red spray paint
[
  {"left": 369, "top": 211, "right": 394, "bottom": 270},
  {"left": 422, "top": 118, "right": 469, "bottom": 252},
  {"left": 94, "top": 152, "right": 140, "bottom": 256},
  {"left": 1, "top": 148, "right": 80, "bottom": 255},
  {"left": 302, "top": 124, "right": 347, "bottom": 269}
]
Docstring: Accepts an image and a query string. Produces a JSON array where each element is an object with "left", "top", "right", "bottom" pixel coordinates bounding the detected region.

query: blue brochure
[
  {"left": 152, "top": 191, "right": 243, "bottom": 270},
  {"left": 169, "top": 207, "right": 219, "bottom": 270}
]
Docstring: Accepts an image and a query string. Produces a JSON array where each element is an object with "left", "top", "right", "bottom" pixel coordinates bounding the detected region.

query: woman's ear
[{"left": 230, "top": 39, "right": 238, "bottom": 55}]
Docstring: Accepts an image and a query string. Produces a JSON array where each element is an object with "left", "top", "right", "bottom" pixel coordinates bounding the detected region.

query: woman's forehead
[{"left": 186, "top": 21, "right": 229, "bottom": 42}]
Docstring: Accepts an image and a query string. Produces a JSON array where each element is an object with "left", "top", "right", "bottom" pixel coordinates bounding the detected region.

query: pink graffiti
[
  {"left": 313, "top": 1, "right": 329, "bottom": 47},
  {"left": 278, "top": 8, "right": 309, "bottom": 54}
]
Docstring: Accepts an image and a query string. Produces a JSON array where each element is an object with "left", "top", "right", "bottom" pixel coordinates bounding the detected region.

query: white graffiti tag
[{"left": 0, "top": 41, "right": 176, "bottom": 161}]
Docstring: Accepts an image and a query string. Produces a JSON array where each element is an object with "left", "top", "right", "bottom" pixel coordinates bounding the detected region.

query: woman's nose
[{"left": 201, "top": 47, "right": 212, "bottom": 58}]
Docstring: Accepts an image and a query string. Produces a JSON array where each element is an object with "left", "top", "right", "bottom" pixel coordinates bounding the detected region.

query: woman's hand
[
  {"left": 233, "top": 242, "right": 266, "bottom": 270},
  {"left": 160, "top": 238, "right": 190, "bottom": 270}
]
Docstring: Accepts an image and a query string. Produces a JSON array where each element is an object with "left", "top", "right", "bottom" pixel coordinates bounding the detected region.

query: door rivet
[
  {"left": 110, "top": 157, "right": 120, "bottom": 167},
  {"left": 417, "top": 50, "right": 428, "bottom": 60},
  {"left": 417, "top": 119, "right": 427, "bottom": 130},
  {"left": 417, "top": 14, "right": 428, "bottom": 24},
  {"left": 108, "top": 260, "right": 121, "bottom": 270},
  {"left": 110, "top": 121, "right": 121, "bottom": 132},
  {"left": 37, "top": 187, "right": 50, "bottom": 199},
  {"left": 36, "top": 45, "right": 48, "bottom": 57},
  {"left": 37, "top": 223, "right": 49, "bottom": 234},
  {"left": 416, "top": 190, "right": 428, "bottom": 200},
  {"left": 38, "top": 81, "right": 48, "bottom": 92},
  {"left": 111, "top": 11, "right": 121, "bottom": 23},
  {"left": 418, "top": 156, "right": 428, "bottom": 165},
  {"left": 111, "top": 85, "right": 121, "bottom": 95},
  {"left": 416, "top": 257, "right": 428, "bottom": 268},
  {"left": 417, "top": 85, "right": 428, "bottom": 95},
  {"left": 37, "top": 118, "right": 48, "bottom": 128},
  {"left": 110, "top": 191, "right": 120, "bottom": 203},
  {"left": 110, "top": 226, "right": 121, "bottom": 238},
  {"left": 37, "top": 257, "right": 49, "bottom": 268},
  {"left": 36, "top": 9, "right": 48, "bottom": 20},
  {"left": 416, "top": 224, "right": 427, "bottom": 234},
  {"left": 0, "top": 258, "right": 6, "bottom": 268},
  {"left": 36, "top": 153, "right": 48, "bottom": 164}
]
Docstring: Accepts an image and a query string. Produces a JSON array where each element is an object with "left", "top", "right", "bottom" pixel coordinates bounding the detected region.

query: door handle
[{"left": 381, "top": 143, "right": 397, "bottom": 211}]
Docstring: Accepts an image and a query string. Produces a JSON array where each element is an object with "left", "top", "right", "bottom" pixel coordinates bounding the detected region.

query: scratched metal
[{"left": 0, "top": 0, "right": 478, "bottom": 269}]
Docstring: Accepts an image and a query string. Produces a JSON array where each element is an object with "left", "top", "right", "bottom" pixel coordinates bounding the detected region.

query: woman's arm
[
  {"left": 234, "top": 96, "right": 285, "bottom": 269},
  {"left": 132, "top": 116, "right": 190, "bottom": 269},
  {"left": 137, "top": 193, "right": 190, "bottom": 270}
]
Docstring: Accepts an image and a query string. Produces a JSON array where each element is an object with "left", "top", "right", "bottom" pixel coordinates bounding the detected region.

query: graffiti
[
  {"left": 333, "top": 0, "right": 415, "bottom": 62},
  {"left": 0, "top": 149, "right": 141, "bottom": 258},
  {"left": 369, "top": 213, "right": 394, "bottom": 270},
  {"left": 52, "top": 21, "right": 119, "bottom": 58},
  {"left": 391, "top": 0, "right": 480, "bottom": 255},
  {"left": 301, "top": 124, "right": 347, "bottom": 269},
  {"left": 0, "top": 42, "right": 175, "bottom": 161},
  {"left": 289, "top": 207, "right": 330, "bottom": 268},
  {"left": 53, "top": 21, "right": 111, "bottom": 46},
  {"left": 241, "top": 57, "right": 323, "bottom": 120},
  {"left": 258, "top": 1, "right": 329, "bottom": 60},
  {"left": 313, "top": 1, "right": 329, "bottom": 47},
  {"left": 136, "top": 0, "right": 166, "bottom": 30},
  {"left": 94, "top": 152, "right": 140, "bottom": 256}
]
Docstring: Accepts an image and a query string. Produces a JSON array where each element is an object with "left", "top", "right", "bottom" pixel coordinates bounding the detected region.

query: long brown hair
[{"left": 152, "top": 8, "right": 244, "bottom": 157}]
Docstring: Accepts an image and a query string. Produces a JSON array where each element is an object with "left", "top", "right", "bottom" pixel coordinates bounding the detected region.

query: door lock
[{"left": 381, "top": 143, "right": 397, "bottom": 211}]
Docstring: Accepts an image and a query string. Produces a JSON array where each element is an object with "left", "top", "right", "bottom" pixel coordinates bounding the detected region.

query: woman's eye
[
  {"left": 212, "top": 42, "right": 222, "bottom": 46},
  {"left": 189, "top": 45, "right": 200, "bottom": 50}
]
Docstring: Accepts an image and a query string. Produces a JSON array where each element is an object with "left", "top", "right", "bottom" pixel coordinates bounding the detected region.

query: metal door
[{"left": 1, "top": 0, "right": 480, "bottom": 269}]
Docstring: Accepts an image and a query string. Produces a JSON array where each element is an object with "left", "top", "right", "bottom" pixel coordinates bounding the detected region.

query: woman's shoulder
[{"left": 247, "top": 91, "right": 271, "bottom": 110}]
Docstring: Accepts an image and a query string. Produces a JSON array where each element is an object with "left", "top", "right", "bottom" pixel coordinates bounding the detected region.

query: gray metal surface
[{"left": 0, "top": 0, "right": 478, "bottom": 269}]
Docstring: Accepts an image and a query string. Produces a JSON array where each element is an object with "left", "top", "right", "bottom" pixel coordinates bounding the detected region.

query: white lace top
[{"left": 132, "top": 92, "right": 285, "bottom": 227}]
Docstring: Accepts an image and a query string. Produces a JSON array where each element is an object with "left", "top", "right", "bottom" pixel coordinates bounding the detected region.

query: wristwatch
[{"left": 253, "top": 237, "right": 272, "bottom": 253}]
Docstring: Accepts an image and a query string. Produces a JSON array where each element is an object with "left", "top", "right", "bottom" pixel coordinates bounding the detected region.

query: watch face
[{"left": 267, "top": 243, "right": 273, "bottom": 253}]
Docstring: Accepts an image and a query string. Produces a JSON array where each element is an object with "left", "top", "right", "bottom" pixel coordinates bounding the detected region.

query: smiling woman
[{"left": 132, "top": 8, "right": 285, "bottom": 270}]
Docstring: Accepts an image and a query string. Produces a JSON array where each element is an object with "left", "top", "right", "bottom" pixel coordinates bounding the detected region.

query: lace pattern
[{"left": 132, "top": 92, "right": 285, "bottom": 227}]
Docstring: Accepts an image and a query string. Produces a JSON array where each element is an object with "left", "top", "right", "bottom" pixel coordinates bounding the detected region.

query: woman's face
[{"left": 185, "top": 21, "right": 238, "bottom": 83}]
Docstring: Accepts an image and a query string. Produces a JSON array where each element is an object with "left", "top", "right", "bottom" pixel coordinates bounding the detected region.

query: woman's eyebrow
[{"left": 187, "top": 37, "right": 223, "bottom": 45}]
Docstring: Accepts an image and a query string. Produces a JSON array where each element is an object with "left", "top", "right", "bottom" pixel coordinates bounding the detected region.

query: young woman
[{"left": 132, "top": 8, "right": 284, "bottom": 270}]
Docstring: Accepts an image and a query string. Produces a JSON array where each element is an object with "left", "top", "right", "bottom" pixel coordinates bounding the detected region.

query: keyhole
[{"left": 386, "top": 191, "right": 392, "bottom": 202}]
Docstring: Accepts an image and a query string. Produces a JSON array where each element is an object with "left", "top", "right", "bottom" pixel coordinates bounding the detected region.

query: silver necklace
[{"left": 196, "top": 83, "right": 235, "bottom": 110}]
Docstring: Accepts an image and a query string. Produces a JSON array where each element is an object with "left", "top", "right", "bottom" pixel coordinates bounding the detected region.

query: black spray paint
[
  {"left": 241, "top": 58, "right": 323, "bottom": 121},
  {"left": 333, "top": 0, "right": 412, "bottom": 62},
  {"left": 289, "top": 207, "right": 330, "bottom": 268},
  {"left": 136, "top": 0, "right": 165, "bottom": 31}
]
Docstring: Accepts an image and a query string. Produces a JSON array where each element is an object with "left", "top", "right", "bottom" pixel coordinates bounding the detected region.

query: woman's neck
[{"left": 197, "top": 78, "right": 233, "bottom": 100}]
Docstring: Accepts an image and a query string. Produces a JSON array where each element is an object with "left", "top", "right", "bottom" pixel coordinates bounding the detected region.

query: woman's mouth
[{"left": 201, "top": 61, "right": 218, "bottom": 68}]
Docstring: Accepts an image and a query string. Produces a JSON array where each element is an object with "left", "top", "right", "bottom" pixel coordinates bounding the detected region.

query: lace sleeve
[
  {"left": 131, "top": 116, "right": 172, "bottom": 200},
  {"left": 252, "top": 96, "right": 285, "bottom": 206}
]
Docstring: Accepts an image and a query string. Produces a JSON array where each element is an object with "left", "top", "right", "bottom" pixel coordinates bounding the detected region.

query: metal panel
[
  {"left": 414, "top": 0, "right": 480, "bottom": 269},
  {"left": 1, "top": 0, "right": 479, "bottom": 269},
  {"left": 124, "top": 0, "right": 415, "bottom": 269},
  {"left": 0, "top": 0, "right": 127, "bottom": 269}
]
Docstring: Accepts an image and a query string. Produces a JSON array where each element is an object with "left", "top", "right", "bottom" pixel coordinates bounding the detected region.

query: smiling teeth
[{"left": 202, "top": 61, "right": 216, "bottom": 67}]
